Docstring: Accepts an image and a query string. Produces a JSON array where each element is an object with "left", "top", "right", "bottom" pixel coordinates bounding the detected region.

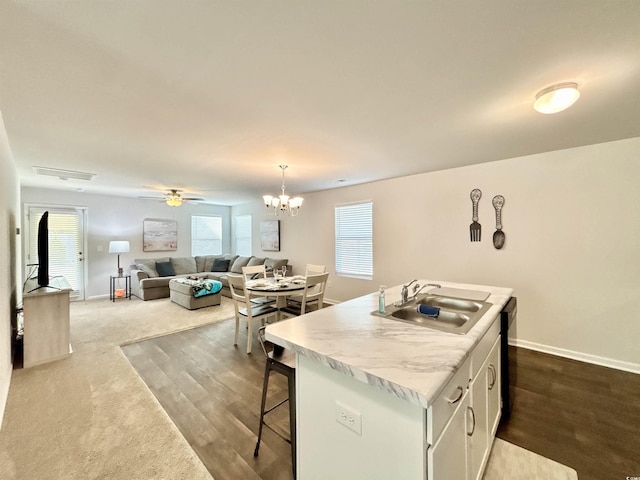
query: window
[
  {"left": 234, "top": 215, "right": 252, "bottom": 256},
  {"left": 191, "top": 215, "right": 222, "bottom": 255},
  {"left": 335, "top": 201, "right": 373, "bottom": 279}
]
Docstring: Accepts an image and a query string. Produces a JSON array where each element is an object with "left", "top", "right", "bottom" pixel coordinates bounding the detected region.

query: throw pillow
[
  {"left": 136, "top": 263, "right": 158, "bottom": 278},
  {"left": 230, "top": 256, "right": 252, "bottom": 274},
  {"left": 170, "top": 257, "right": 197, "bottom": 276},
  {"left": 156, "top": 261, "right": 175, "bottom": 277},
  {"left": 265, "top": 258, "right": 288, "bottom": 272},
  {"left": 210, "top": 258, "right": 230, "bottom": 272},
  {"left": 246, "top": 257, "right": 265, "bottom": 267}
]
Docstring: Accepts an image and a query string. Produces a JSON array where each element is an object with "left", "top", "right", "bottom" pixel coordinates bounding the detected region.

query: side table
[{"left": 110, "top": 274, "right": 131, "bottom": 302}]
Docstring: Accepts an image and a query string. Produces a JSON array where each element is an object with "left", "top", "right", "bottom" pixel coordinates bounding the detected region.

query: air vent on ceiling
[{"left": 33, "top": 166, "right": 96, "bottom": 181}]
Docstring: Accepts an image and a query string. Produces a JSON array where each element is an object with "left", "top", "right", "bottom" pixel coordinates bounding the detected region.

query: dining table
[{"left": 245, "top": 276, "right": 306, "bottom": 321}]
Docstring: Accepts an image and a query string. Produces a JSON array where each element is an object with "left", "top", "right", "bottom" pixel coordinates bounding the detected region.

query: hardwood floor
[
  {"left": 122, "top": 319, "right": 294, "bottom": 480},
  {"left": 497, "top": 346, "right": 640, "bottom": 480},
  {"left": 123, "top": 321, "right": 640, "bottom": 480}
]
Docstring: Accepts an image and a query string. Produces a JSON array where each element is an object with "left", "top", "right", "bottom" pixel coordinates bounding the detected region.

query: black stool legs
[{"left": 254, "top": 356, "right": 296, "bottom": 478}]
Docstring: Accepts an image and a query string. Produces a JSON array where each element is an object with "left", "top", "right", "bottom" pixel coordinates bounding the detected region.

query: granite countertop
[{"left": 265, "top": 280, "right": 513, "bottom": 409}]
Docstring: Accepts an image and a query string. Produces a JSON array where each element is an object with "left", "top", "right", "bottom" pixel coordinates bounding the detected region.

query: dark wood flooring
[
  {"left": 122, "top": 319, "right": 293, "bottom": 480},
  {"left": 123, "top": 321, "right": 640, "bottom": 480},
  {"left": 497, "top": 346, "right": 640, "bottom": 480}
]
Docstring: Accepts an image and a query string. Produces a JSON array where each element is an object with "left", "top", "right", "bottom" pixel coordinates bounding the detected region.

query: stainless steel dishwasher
[{"left": 500, "top": 296, "right": 517, "bottom": 419}]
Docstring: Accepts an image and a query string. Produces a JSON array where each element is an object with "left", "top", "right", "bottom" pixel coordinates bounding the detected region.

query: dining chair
[
  {"left": 254, "top": 326, "right": 297, "bottom": 478},
  {"left": 305, "top": 263, "right": 326, "bottom": 275},
  {"left": 288, "top": 264, "right": 327, "bottom": 306},
  {"left": 280, "top": 272, "right": 330, "bottom": 318},
  {"left": 242, "top": 265, "right": 276, "bottom": 306},
  {"left": 227, "top": 274, "right": 279, "bottom": 354}
]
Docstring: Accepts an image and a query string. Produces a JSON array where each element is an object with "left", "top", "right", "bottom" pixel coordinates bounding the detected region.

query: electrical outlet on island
[{"left": 335, "top": 401, "right": 362, "bottom": 435}]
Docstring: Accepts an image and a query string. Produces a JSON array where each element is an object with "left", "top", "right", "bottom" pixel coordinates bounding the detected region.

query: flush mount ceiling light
[
  {"left": 263, "top": 165, "right": 304, "bottom": 217},
  {"left": 533, "top": 82, "right": 580, "bottom": 114}
]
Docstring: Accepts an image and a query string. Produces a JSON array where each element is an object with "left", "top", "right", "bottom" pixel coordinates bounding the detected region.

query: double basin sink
[{"left": 374, "top": 294, "right": 492, "bottom": 335}]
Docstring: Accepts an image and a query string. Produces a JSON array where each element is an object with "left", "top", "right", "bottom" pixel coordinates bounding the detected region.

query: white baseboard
[
  {"left": 86, "top": 294, "right": 110, "bottom": 301},
  {"left": 510, "top": 338, "right": 640, "bottom": 375}
]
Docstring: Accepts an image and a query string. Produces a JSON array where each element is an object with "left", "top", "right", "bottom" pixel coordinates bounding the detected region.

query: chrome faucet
[
  {"left": 409, "top": 282, "right": 442, "bottom": 301},
  {"left": 395, "top": 279, "right": 418, "bottom": 307},
  {"left": 395, "top": 280, "right": 442, "bottom": 307}
]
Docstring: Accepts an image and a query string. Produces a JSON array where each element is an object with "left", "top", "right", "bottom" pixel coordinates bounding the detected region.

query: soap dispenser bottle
[{"left": 378, "top": 285, "right": 387, "bottom": 314}]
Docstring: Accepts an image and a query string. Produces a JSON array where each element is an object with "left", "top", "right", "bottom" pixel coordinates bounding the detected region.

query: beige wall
[
  {"left": 0, "top": 112, "right": 20, "bottom": 425},
  {"left": 233, "top": 137, "right": 640, "bottom": 372},
  {"left": 20, "top": 188, "right": 231, "bottom": 299},
  {"left": 15, "top": 137, "right": 640, "bottom": 373}
]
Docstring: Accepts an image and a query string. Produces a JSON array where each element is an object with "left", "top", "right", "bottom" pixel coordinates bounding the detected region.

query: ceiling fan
[{"left": 138, "top": 189, "right": 205, "bottom": 207}]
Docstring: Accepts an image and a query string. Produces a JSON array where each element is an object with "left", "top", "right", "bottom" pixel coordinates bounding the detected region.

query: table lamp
[{"left": 108, "top": 240, "right": 130, "bottom": 276}]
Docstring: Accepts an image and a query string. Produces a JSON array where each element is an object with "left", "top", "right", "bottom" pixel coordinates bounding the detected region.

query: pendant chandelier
[{"left": 262, "top": 165, "right": 303, "bottom": 217}]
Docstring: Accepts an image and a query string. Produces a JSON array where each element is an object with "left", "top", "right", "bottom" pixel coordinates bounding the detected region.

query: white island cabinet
[{"left": 265, "top": 281, "right": 513, "bottom": 480}]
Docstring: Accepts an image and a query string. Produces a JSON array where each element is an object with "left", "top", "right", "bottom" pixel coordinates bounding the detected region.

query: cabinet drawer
[
  {"left": 427, "top": 355, "right": 471, "bottom": 445},
  {"left": 470, "top": 314, "right": 500, "bottom": 379}
]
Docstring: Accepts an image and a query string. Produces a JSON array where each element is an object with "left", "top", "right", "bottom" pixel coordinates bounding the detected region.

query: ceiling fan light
[
  {"left": 534, "top": 82, "right": 580, "bottom": 114},
  {"left": 166, "top": 195, "right": 182, "bottom": 207}
]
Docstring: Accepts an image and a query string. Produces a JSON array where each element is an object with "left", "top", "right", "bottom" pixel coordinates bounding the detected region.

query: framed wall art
[
  {"left": 143, "top": 218, "right": 178, "bottom": 251},
  {"left": 260, "top": 220, "right": 280, "bottom": 251}
]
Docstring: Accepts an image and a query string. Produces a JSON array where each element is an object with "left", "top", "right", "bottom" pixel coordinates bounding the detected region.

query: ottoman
[{"left": 169, "top": 278, "right": 222, "bottom": 310}]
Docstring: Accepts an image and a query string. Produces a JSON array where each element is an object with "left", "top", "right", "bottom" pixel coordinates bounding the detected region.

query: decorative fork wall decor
[{"left": 469, "top": 188, "right": 482, "bottom": 242}]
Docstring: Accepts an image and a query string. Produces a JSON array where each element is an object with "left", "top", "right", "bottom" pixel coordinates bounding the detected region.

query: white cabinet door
[
  {"left": 427, "top": 326, "right": 502, "bottom": 480},
  {"left": 468, "top": 364, "right": 489, "bottom": 480},
  {"left": 486, "top": 338, "right": 501, "bottom": 437},
  {"left": 428, "top": 390, "right": 470, "bottom": 480},
  {"left": 468, "top": 335, "right": 501, "bottom": 480}
]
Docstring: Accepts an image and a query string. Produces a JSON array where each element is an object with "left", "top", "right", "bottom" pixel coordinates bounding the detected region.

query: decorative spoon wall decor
[{"left": 492, "top": 195, "right": 505, "bottom": 249}]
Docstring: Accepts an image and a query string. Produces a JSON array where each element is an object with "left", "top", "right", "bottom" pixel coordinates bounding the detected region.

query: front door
[{"left": 26, "top": 205, "right": 86, "bottom": 301}]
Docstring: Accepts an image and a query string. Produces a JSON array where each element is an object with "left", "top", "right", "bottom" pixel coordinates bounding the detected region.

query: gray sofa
[{"left": 129, "top": 254, "right": 290, "bottom": 301}]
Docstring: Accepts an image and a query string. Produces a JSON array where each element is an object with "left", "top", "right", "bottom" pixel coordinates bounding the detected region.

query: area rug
[
  {"left": 484, "top": 438, "right": 579, "bottom": 480},
  {"left": 0, "top": 296, "right": 234, "bottom": 480}
]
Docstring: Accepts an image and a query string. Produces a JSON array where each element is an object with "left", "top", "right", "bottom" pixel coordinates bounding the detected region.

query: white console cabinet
[{"left": 22, "top": 277, "right": 72, "bottom": 368}]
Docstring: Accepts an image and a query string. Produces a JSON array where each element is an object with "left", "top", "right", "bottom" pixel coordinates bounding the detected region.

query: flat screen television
[{"left": 37, "top": 211, "right": 49, "bottom": 287}]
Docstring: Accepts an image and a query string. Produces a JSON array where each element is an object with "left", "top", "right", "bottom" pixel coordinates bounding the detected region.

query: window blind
[
  {"left": 335, "top": 202, "right": 373, "bottom": 279},
  {"left": 191, "top": 215, "right": 222, "bottom": 255},
  {"left": 234, "top": 215, "right": 252, "bottom": 256}
]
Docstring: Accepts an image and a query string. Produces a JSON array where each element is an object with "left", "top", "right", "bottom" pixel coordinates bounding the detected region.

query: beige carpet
[{"left": 0, "top": 296, "right": 235, "bottom": 480}]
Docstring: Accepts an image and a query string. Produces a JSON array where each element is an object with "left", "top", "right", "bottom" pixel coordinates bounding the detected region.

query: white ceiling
[{"left": 1, "top": 1, "right": 639, "bottom": 205}]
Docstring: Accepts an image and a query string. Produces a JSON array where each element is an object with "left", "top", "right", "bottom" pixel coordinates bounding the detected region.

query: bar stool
[{"left": 254, "top": 327, "right": 296, "bottom": 478}]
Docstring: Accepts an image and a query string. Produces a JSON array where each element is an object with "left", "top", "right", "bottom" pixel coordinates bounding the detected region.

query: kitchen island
[{"left": 265, "top": 280, "right": 513, "bottom": 480}]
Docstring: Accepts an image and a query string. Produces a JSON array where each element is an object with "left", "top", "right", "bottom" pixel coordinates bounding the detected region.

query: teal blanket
[{"left": 192, "top": 279, "right": 223, "bottom": 298}]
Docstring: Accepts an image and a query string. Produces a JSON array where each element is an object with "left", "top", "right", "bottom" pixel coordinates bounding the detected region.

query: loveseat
[{"left": 129, "top": 254, "right": 290, "bottom": 301}]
